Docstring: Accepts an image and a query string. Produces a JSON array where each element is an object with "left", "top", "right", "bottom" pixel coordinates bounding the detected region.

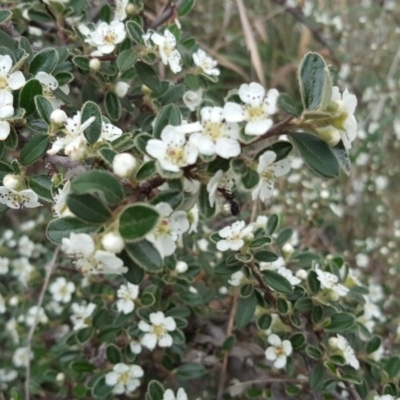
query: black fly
[{"left": 217, "top": 188, "right": 241, "bottom": 216}]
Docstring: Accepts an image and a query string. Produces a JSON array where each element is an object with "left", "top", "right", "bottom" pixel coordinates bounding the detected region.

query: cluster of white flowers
[
  {"left": 328, "top": 334, "right": 359, "bottom": 369},
  {"left": 70, "top": 302, "right": 96, "bottom": 331},
  {"left": 116, "top": 282, "right": 139, "bottom": 314},
  {"left": 0, "top": 55, "right": 25, "bottom": 140},
  {"left": 61, "top": 232, "right": 128, "bottom": 275},
  {"left": 315, "top": 268, "right": 349, "bottom": 301}
]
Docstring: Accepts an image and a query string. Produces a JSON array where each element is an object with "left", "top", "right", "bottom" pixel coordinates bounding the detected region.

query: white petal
[
  {"left": 141, "top": 333, "right": 157, "bottom": 349},
  {"left": 216, "top": 240, "right": 231, "bottom": 251},
  {"left": 258, "top": 151, "right": 277, "bottom": 172},
  {"left": 0, "top": 121, "right": 10, "bottom": 140},
  {"left": 8, "top": 71, "right": 25, "bottom": 90},
  {"left": 268, "top": 334, "right": 281, "bottom": 346},
  {"left": 0, "top": 55, "right": 12, "bottom": 74},
  {"left": 265, "top": 347, "right": 277, "bottom": 361},
  {"left": 150, "top": 311, "right": 165, "bottom": 325},
  {"left": 273, "top": 160, "right": 291, "bottom": 177},
  {"left": 190, "top": 133, "right": 215, "bottom": 156},
  {"left": 282, "top": 340, "right": 292, "bottom": 356},
  {"left": 223, "top": 102, "right": 245, "bottom": 123},
  {"left": 163, "top": 316, "right": 176, "bottom": 331},
  {"left": 215, "top": 138, "right": 241, "bottom": 159},
  {"left": 138, "top": 320, "right": 150, "bottom": 332},
  {"left": 274, "top": 355, "right": 287, "bottom": 369},
  {"left": 245, "top": 119, "right": 273, "bottom": 136},
  {"left": 146, "top": 139, "right": 167, "bottom": 159},
  {"left": 158, "top": 334, "right": 173, "bottom": 347}
]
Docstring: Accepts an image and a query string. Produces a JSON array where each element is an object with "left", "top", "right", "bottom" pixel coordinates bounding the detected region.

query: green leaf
[
  {"left": 116, "top": 49, "right": 138, "bottom": 71},
  {"left": 153, "top": 104, "right": 182, "bottom": 138},
  {"left": 67, "top": 193, "right": 111, "bottom": 224},
  {"left": 29, "top": 175, "right": 52, "bottom": 201},
  {"left": 307, "top": 270, "right": 321, "bottom": 294},
  {"left": 76, "top": 326, "right": 94, "bottom": 343},
  {"left": 299, "top": 52, "right": 331, "bottom": 110},
  {"left": 254, "top": 250, "right": 278, "bottom": 263},
  {"left": 384, "top": 357, "right": 400, "bottom": 378},
  {"left": 0, "top": 10, "right": 12, "bottom": 24},
  {"left": 0, "top": 30, "right": 16, "bottom": 50},
  {"left": 150, "top": 189, "right": 182, "bottom": 209},
  {"left": 290, "top": 332, "right": 306, "bottom": 350},
  {"left": 331, "top": 140, "right": 351, "bottom": 175},
  {"left": 176, "top": 363, "right": 206, "bottom": 380},
  {"left": 261, "top": 270, "right": 293, "bottom": 294},
  {"left": 161, "top": 84, "right": 185, "bottom": 105},
  {"left": 20, "top": 133, "right": 49, "bottom": 166},
  {"left": 91, "top": 376, "right": 113, "bottom": 397},
  {"left": 185, "top": 73, "right": 200, "bottom": 91},
  {"left": 249, "top": 236, "right": 271, "bottom": 248},
  {"left": 34, "top": 95, "right": 53, "bottom": 124},
  {"left": 98, "top": 147, "right": 117, "bottom": 166},
  {"left": 309, "top": 364, "right": 324, "bottom": 390},
  {"left": 323, "top": 313, "right": 356, "bottom": 332},
  {"left": 136, "top": 161, "right": 156, "bottom": 181},
  {"left": 119, "top": 204, "right": 160, "bottom": 241},
  {"left": 235, "top": 290, "right": 257, "bottom": 328},
  {"left": 241, "top": 168, "right": 259, "bottom": 190},
  {"left": 72, "top": 56, "right": 90, "bottom": 70},
  {"left": 27, "top": 9, "right": 53, "bottom": 23},
  {"left": 47, "top": 217, "right": 99, "bottom": 244},
  {"left": 19, "top": 79, "right": 43, "bottom": 116},
  {"left": 240, "top": 284, "right": 254, "bottom": 298},
  {"left": 125, "top": 240, "right": 163, "bottom": 272},
  {"left": 257, "top": 314, "right": 272, "bottom": 330},
  {"left": 179, "top": 0, "right": 196, "bottom": 16},
  {"left": 126, "top": 21, "right": 145, "bottom": 45},
  {"left": 366, "top": 336, "right": 382, "bottom": 354},
  {"left": 104, "top": 92, "right": 122, "bottom": 121},
  {"left": 71, "top": 170, "right": 124, "bottom": 205},
  {"left": 29, "top": 48, "right": 59, "bottom": 75},
  {"left": 4, "top": 126, "right": 18, "bottom": 150},
  {"left": 266, "top": 214, "right": 279, "bottom": 235},
  {"left": 70, "top": 360, "right": 96, "bottom": 373},
  {"left": 291, "top": 132, "right": 339, "bottom": 178},
  {"left": 106, "top": 344, "right": 121, "bottom": 364},
  {"left": 81, "top": 101, "right": 102, "bottom": 144},
  {"left": 53, "top": 87, "right": 72, "bottom": 105},
  {"left": 28, "top": 120, "right": 48, "bottom": 133},
  {"left": 147, "top": 380, "right": 164, "bottom": 400},
  {"left": 134, "top": 61, "right": 160, "bottom": 91},
  {"left": 275, "top": 227, "right": 293, "bottom": 246},
  {"left": 198, "top": 183, "right": 215, "bottom": 219},
  {"left": 277, "top": 93, "right": 300, "bottom": 116},
  {"left": 257, "top": 141, "right": 293, "bottom": 162},
  {"left": 0, "top": 161, "right": 13, "bottom": 185}
]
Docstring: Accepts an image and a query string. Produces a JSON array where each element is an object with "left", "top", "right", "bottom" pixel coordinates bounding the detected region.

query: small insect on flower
[{"left": 217, "top": 187, "right": 241, "bottom": 216}]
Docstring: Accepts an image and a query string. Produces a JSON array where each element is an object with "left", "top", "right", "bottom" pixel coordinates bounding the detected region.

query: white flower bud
[
  {"left": 56, "top": 373, "right": 65, "bottom": 383},
  {"left": 219, "top": 286, "right": 228, "bottom": 295},
  {"left": 328, "top": 337, "right": 339, "bottom": 349},
  {"left": 3, "top": 174, "right": 22, "bottom": 189},
  {"left": 317, "top": 126, "right": 341, "bottom": 147},
  {"left": 8, "top": 296, "right": 19, "bottom": 306},
  {"left": 282, "top": 243, "right": 294, "bottom": 258},
  {"left": 89, "top": 58, "right": 101, "bottom": 71},
  {"left": 114, "top": 81, "right": 130, "bottom": 98},
  {"left": 295, "top": 269, "right": 308, "bottom": 280},
  {"left": 183, "top": 89, "right": 203, "bottom": 111},
  {"left": 50, "top": 109, "right": 68, "bottom": 124},
  {"left": 101, "top": 232, "right": 125, "bottom": 253},
  {"left": 113, "top": 153, "right": 137, "bottom": 178},
  {"left": 126, "top": 3, "right": 137, "bottom": 15},
  {"left": 189, "top": 286, "right": 198, "bottom": 293},
  {"left": 175, "top": 261, "right": 188, "bottom": 273}
]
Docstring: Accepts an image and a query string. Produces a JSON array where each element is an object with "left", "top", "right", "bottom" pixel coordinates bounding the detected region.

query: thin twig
[
  {"left": 149, "top": 0, "right": 183, "bottom": 30},
  {"left": 25, "top": 246, "right": 60, "bottom": 400},
  {"left": 345, "top": 383, "right": 362, "bottom": 400}
]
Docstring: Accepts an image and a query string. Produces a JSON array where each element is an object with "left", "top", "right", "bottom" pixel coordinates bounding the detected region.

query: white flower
[
  {"left": 113, "top": 153, "right": 136, "bottom": 177},
  {"left": 228, "top": 270, "right": 245, "bottom": 286},
  {"left": 100, "top": 122, "right": 123, "bottom": 142},
  {"left": 12, "top": 257, "right": 34, "bottom": 286},
  {"left": 43, "top": 0, "right": 68, "bottom": 4},
  {"left": 70, "top": 302, "right": 96, "bottom": 330},
  {"left": 12, "top": 347, "right": 32, "bottom": 368},
  {"left": 102, "top": 232, "right": 125, "bottom": 253},
  {"left": 329, "top": 86, "right": 357, "bottom": 150},
  {"left": 114, "top": 0, "right": 129, "bottom": 21},
  {"left": 25, "top": 306, "right": 48, "bottom": 326},
  {"left": 0, "top": 55, "right": 25, "bottom": 91},
  {"left": 190, "top": 107, "right": 241, "bottom": 159},
  {"left": 105, "top": 363, "right": 144, "bottom": 394},
  {"left": 3, "top": 174, "right": 21, "bottom": 189},
  {"left": 193, "top": 49, "right": 220, "bottom": 76},
  {"left": 139, "top": 311, "right": 176, "bottom": 350},
  {"left": 277, "top": 267, "right": 301, "bottom": 286},
  {"left": 265, "top": 334, "right": 292, "bottom": 369},
  {"left": 62, "top": 233, "right": 128, "bottom": 275},
  {"left": 49, "top": 277, "right": 75, "bottom": 303},
  {"left": 217, "top": 221, "right": 253, "bottom": 251},
  {"left": 53, "top": 181, "right": 72, "bottom": 217},
  {"left": 183, "top": 89, "right": 203, "bottom": 111},
  {"left": 0, "top": 187, "right": 41, "bottom": 209},
  {"left": 47, "top": 111, "right": 95, "bottom": 158},
  {"left": 259, "top": 256, "right": 285, "bottom": 271},
  {"left": 315, "top": 269, "right": 349, "bottom": 299},
  {"left": 18, "top": 235, "right": 34, "bottom": 257},
  {"left": 146, "top": 202, "right": 189, "bottom": 258},
  {"left": 129, "top": 340, "right": 142, "bottom": 354},
  {"left": 369, "top": 280, "right": 384, "bottom": 303},
  {"left": 0, "top": 257, "right": 9, "bottom": 274},
  {"left": 116, "top": 283, "right": 139, "bottom": 314},
  {"left": 355, "top": 253, "right": 369, "bottom": 268},
  {"left": 251, "top": 151, "right": 291, "bottom": 202},
  {"left": 224, "top": 82, "right": 279, "bottom": 136},
  {"left": 0, "top": 90, "right": 14, "bottom": 140},
  {"left": 84, "top": 21, "right": 126, "bottom": 54},
  {"left": 187, "top": 204, "right": 199, "bottom": 233},
  {"left": 175, "top": 261, "right": 188, "bottom": 273},
  {"left": 114, "top": 81, "right": 130, "bottom": 98},
  {"left": 0, "top": 368, "right": 17, "bottom": 388},
  {"left": 151, "top": 30, "right": 182, "bottom": 73},
  {"left": 146, "top": 125, "right": 198, "bottom": 172},
  {"left": 35, "top": 71, "right": 70, "bottom": 109},
  {"left": 329, "top": 335, "right": 359, "bottom": 369},
  {"left": 163, "top": 388, "right": 188, "bottom": 400},
  {"left": 374, "top": 396, "right": 400, "bottom": 400},
  {"left": 6, "top": 318, "right": 19, "bottom": 344}
]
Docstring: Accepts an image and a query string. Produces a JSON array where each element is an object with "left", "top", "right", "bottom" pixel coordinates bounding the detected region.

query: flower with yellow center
[
  {"left": 0, "top": 187, "right": 41, "bottom": 209},
  {"left": 105, "top": 363, "right": 144, "bottom": 395},
  {"left": 146, "top": 125, "right": 199, "bottom": 172},
  {"left": 217, "top": 220, "right": 254, "bottom": 251},
  {"left": 190, "top": 106, "right": 241, "bottom": 159},
  {"left": 0, "top": 55, "right": 25, "bottom": 92},
  {"left": 49, "top": 277, "right": 75, "bottom": 303},
  {"left": 265, "top": 334, "right": 292, "bottom": 369},
  {"left": 223, "top": 82, "right": 279, "bottom": 136},
  {"left": 139, "top": 311, "right": 177, "bottom": 350},
  {"left": 151, "top": 30, "right": 182, "bottom": 73},
  {"left": 146, "top": 202, "right": 189, "bottom": 258},
  {"left": 0, "top": 90, "right": 14, "bottom": 141}
]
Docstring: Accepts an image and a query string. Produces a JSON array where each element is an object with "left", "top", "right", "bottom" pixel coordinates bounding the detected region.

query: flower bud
[
  {"left": 8, "top": 296, "right": 19, "bottom": 306},
  {"left": 101, "top": 232, "right": 125, "bottom": 253},
  {"left": 282, "top": 243, "right": 294, "bottom": 258},
  {"left": 114, "top": 81, "right": 130, "bottom": 98},
  {"left": 56, "top": 373, "right": 65, "bottom": 383},
  {"left": 50, "top": 109, "right": 67, "bottom": 124},
  {"left": 3, "top": 174, "right": 22, "bottom": 190},
  {"left": 113, "top": 153, "right": 137, "bottom": 178},
  {"left": 175, "top": 261, "right": 188, "bottom": 273},
  {"left": 89, "top": 58, "right": 101, "bottom": 71},
  {"left": 317, "top": 126, "right": 341, "bottom": 147},
  {"left": 183, "top": 89, "right": 203, "bottom": 111},
  {"left": 328, "top": 337, "right": 339, "bottom": 349},
  {"left": 295, "top": 269, "right": 308, "bottom": 280},
  {"left": 126, "top": 3, "right": 137, "bottom": 15}
]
